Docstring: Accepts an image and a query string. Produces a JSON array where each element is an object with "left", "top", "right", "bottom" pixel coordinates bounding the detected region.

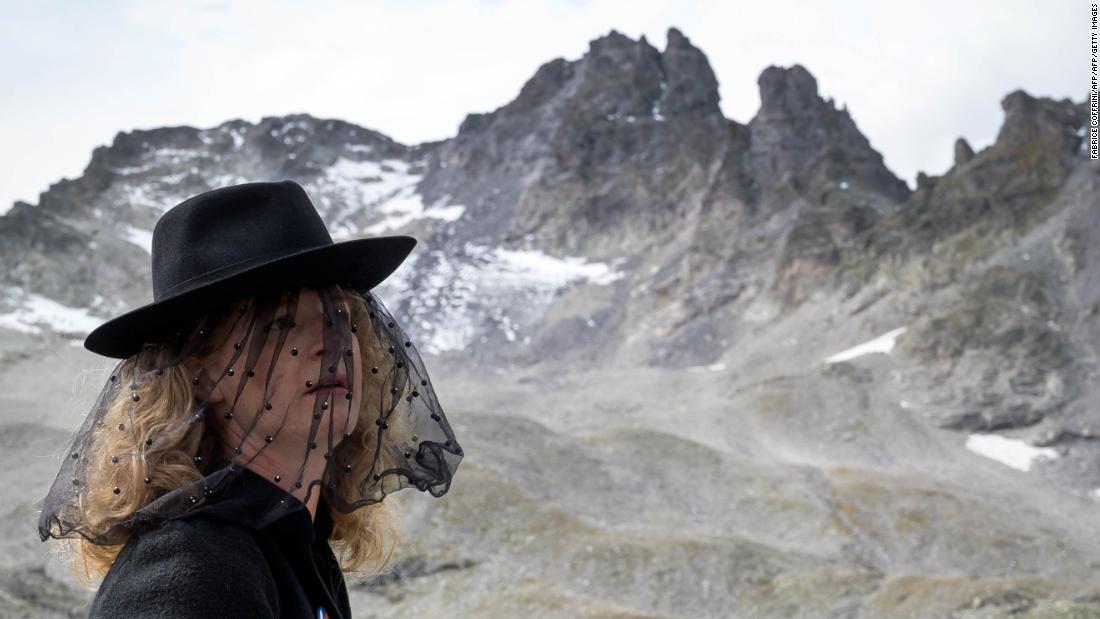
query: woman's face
[{"left": 192, "top": 286, "right": 364, "bottom": 476}]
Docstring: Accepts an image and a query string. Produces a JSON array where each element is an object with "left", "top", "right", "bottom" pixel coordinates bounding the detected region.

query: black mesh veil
[{"left": 37, "top": 282, "right": 462, "bottom": 545}]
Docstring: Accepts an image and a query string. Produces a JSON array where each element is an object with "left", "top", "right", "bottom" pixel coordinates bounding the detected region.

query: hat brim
[{"left": 83, "top": 235, "right": 417, "bottom": 359}]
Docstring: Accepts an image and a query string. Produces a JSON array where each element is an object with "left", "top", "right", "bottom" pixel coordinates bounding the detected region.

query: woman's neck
[{"left": 219, "top": 449, "right": 325, "bottom": 521}]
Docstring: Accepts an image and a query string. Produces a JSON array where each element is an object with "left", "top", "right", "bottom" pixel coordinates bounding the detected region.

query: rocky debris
[
  {"left": 0, "top": 565, "right": 91, "bottom": 618},
  {"left": 900, "top": 265, "right": 1076, "bottom": 431}
]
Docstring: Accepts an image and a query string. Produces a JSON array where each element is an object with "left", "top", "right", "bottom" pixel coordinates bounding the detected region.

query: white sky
[{"left": 0, "top": 0, "right": 1083, "bottom": 215}]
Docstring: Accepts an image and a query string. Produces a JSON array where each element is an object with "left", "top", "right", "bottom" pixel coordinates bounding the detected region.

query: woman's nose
[{"left": 307, "top": 322, "right": 328, "bottom": 360}]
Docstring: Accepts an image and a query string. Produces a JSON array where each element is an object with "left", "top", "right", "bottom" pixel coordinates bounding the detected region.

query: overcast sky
[{"left": 0, "top": 0, "right": 1083, "bottom": 215}]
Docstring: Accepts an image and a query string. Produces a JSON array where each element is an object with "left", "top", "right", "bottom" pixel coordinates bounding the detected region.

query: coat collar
[
  {"left": 175, "top": 459, "right": 350, "bottom": 619},
  {"left": 181, "top": 458, "right": 334, "bottom": 548}
]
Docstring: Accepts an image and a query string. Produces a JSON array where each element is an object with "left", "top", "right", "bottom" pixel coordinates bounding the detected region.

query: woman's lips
[{"left": 305, "top": 372, "right": 350, "bottom": 396}]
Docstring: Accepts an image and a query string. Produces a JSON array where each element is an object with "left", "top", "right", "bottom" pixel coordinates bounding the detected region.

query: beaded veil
[{"left": 37, "top": 282, "right": 462, "bottom": 546}]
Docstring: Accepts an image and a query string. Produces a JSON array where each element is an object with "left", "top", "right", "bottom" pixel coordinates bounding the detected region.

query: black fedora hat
[{"left": 83, "top": 179, "right": 416, "bottom": 359}]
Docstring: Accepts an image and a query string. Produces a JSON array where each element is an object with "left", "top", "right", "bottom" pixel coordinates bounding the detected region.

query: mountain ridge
[{"left": 3, "top": 26, "right": 1100, "bottom": 618}]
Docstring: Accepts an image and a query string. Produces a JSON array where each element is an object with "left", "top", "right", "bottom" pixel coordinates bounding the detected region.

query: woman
[{"left": 36, "top": 180, "right": 463, "bottom": 618}]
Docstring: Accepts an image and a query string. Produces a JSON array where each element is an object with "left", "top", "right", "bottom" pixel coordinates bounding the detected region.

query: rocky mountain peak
[
  {"left": 425, "top": 27, "right": 731, "bottom": 257},
  {"left": 498, "top": 27, "right": 722, "bottom": 127},
  {"left": 748, "top": 64, "right": 910, "bottom": 202},
  {"left": 658, "top": 27, "right": 721, "bottom": 117},
  {"left": 585, "top": 28, "right": 646, "bottom": 55},
  {"left": 664, "top": 26, "right": 689, "bottom": 48},
  {"left": 756, "top": 63, "right": 820, "bottom": 113},
  {"left": 993, "top": 89, "right": 1083, "bottom": 159},
  {"left": 953, "top": 137, "right": 975, "bottom": 166},
  {"left": 834, "top": 88, "right": 1090, "bottom": 308},
  {"left": 569, "top": 29, "right": 664, "bottom": 123}
]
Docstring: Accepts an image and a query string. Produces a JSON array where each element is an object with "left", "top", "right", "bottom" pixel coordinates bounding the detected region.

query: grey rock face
[
  {"left": 826, "top": 88, "right": 1096, "bottom": 462},
  {"left": 418, "top": 27, "right": 730, "bottom": 259},
  {"left": 748, "top": 64, "right": 910, "bottom": 203},
  {"left": 658, "top": 27, "right": 722, "bottom": 117}
]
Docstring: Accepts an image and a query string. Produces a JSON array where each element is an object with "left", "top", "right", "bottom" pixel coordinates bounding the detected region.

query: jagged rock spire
[
  {"left": 748, "top": 64, "right": 909, "bottom": 202},
  {"left": 658, "top": 27, "right": 722, "bottom": 117},
  {"left": 954, "top": 137, "right": 975, "bottom": 166}
]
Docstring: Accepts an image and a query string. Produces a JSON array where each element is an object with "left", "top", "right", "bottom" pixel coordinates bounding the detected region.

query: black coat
[{"left": 87, "top": 465, "right": 353, "bottom": 619}]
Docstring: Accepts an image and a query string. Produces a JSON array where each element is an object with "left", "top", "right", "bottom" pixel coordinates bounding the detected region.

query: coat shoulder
[{"left": 87, "top": 516, "right": 279, "bottom": 618}]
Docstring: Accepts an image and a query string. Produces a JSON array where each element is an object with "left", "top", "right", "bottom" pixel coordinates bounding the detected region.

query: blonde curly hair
[{"left": 50, "top": 290, "right": 404, "bottom": 590}]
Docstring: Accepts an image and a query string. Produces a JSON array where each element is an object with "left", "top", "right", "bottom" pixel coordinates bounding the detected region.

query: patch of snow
[
  {"left": 491, "top": 309, "right": 517, "bottom": 342},
  {"left": 839, "top": 181, "right": 849, "bottom": 190},
  {"left": 107, "top": 145, "right": 199, "bottom": 178},
  {"left": 229, "top": 127, "right": 246, "bottom": 149},
  {"left": 965, "top": 433, "right": 1059, "bottom": 472},
  {"left": 373, "top": 244, "right": 624, "bottom": 355},
  {"left": 152, "top": 147, "right": 201, "bottom": 163},
  {"left": 346, "top": 144, "right": 372, "bottom": 153},
  {"left": 362, "top": 187, "right": 465, "bottom": 235},
  {"left": 208, "top": 174, "right": 248, "bottom": 189},
  {"left": 0, "top": 287, "right": 103, "bottom": 335},
  {"left": 306, "top": 157, "right": 426, "bottom": 238},
  {"left": 686, "top": 362, "right": 726, "bottom": 372},
  {"left": 109, "top": 180, "right": 192, "bottom": 215},
  {"left": 823, "top": 327, "right": 907, "bottom": 364},
  {"left": 117, "top": 184, "right": 156, "bottom": 209},
  {"left": 652, "top": 80, "right": 667, "bottom": 121},
  {"left": 112, "top": 163, "right": 155, "bottom": 175},
  {"left": 482, "top": 244, "right": 624, "bottom": 286},
  {"left": 158, "top": 171, "right": 187, "bottom": 185},
  {"left": 309, "top": 157, "right": 467, "bottom": 237},
  {"left": 123, "top": 225, "right": 154, "bottom": 253}
]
